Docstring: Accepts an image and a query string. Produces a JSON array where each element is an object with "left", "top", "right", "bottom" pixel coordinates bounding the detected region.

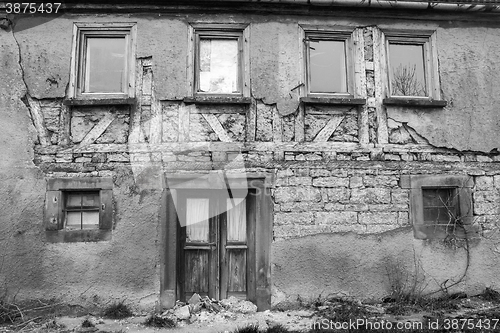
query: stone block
[
  {"left": 288, "top": 177, "right": 312, "bottom": 186},
  {"left": 312, "top": 177, "right": 349, "bottom": 188},
  {"left": 398, "top": 212, "right": 409, "bottom": 226},
  {"left": 359, "top": 212, "right": 398, "bottom": 225},
  {"left": 324, "top": 203, "right": 346, "bottom": 211},
  {"left": 274, "top": 186, "right": 321, "bottom": 203},
  {"left": 494, "top": 175, "right": 500, "bottom": 189},
  {"left": 350, "top": 188, "right": 391, "bottom": 204},
  {"left": 391, "top": 189, "right": 409, "bottom": 204},
  {"left": 476, "top": 176, "right": 494, "bottom": 191},
  {"left": 364, "top": 176, "right": 398, "bottom": 188},
  {"left": 279, "top": 202, "right": 324, "bottom": 212},
  {"left": 274, "top": 225, "right": 300, "bottom": 239},
  {"left": 474, "top": 202, "right": 500, "bottom": 215},
  {"left": 473, "top": 191, "right": 500, "bottom": 203},
  {"left": 274, "top": 212, "right": 314, "bottom": 225},
  {"left": 349, "top": 176, "right": 363, "bottom": 188},
  {"left": 107, "top": 153, "right": 130, "bottom": 162},
  {"left": 477, "top": 155, "right": 493, "bottom": 163},
  {"left": 325, "top": 188, "right": 350, "bottom": 202},
  {"left": 315, "top": 211, "right": 358, "bottom": 225}
]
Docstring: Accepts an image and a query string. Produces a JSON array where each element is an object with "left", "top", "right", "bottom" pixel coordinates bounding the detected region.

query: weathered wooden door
[{"left": 178, "top": 190, "right": 254, "bottom": 301}]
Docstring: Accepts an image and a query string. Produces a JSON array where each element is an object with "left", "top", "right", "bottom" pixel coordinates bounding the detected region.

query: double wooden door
[{"left": 177, "top": 190, "right": 255, "bottom": 301}]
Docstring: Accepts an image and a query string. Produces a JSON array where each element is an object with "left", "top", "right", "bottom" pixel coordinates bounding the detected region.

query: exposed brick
[
  {"left": 351, "top": 188, "right": 391, "bottom": 204},
  {"left": 274, "top": 186, "right": 321, "bottom": 203},
  {"left": 315, "top": 211, "right": 357, "bottom": 225},
  {"left": 275, "top": 212, "right": 314, "bottom": 226},
  {"left": 384, "top": 154, "right": 401, "bottom": 161},
  {"left": 359, "top": 212, "right": 398, "bottom": 225},
  {"left": 305, "top": 153, "right": 322, "bottom": 161},
  {"left": 476, "top": 176, "right": 494, "bottom": 191},
  {"left": 312, "top": 177, "right": 349, "bottom": 188}
]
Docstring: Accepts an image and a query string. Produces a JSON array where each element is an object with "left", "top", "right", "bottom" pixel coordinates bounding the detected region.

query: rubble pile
[{"left": 159, "top": 294, "right": 258, "bottom": 326}]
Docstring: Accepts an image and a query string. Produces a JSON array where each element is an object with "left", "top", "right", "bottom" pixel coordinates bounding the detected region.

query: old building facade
[{"left": 1, "top": 0, "right": 500, "bottom": 311}]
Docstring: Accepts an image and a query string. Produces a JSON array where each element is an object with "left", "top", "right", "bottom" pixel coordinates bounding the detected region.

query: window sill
[
  {"left": 45, "top": 229, "right": 111, "bottom": 243},
  {"left": 183, "top": 96, "right": 251, "bottom": 105},
  {"left": 300, "top": 97, "right": 366, "bottom": 105},
  {"left": 63, "top": 98, "right": 136, "bottom": 106},
  {"left": 383, "top": 98, "right": 447, "bottom": 108}
]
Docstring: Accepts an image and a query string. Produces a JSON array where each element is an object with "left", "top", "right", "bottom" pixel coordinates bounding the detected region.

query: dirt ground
[{"left": 2, "top": 293, "right": 500, "bottom": 333}]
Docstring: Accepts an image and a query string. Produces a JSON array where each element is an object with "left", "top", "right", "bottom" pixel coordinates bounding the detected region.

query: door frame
[{"left": 160, "top": 172, "right": 272, "bottom": 310}]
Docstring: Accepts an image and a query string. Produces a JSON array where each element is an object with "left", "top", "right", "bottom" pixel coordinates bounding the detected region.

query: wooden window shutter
[
  {"left": 99, "top": 189, "right": 113, "bottom": 230},
  {"left": 44, "top": 190, "right": 62, "bottom": 231}
]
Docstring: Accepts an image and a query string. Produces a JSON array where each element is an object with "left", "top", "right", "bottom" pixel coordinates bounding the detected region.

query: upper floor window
[
  {"left": 69, "top": 23, "right": 136, "bottom": 101},
  {"left": 302, "top": 29, "right": 354, "bottom": 97},
  {"left": 188, "top": 24, "right": 250, "bottom": 98},
  {"left": 383, "top": 31, "right": 445, "bottom": 106}
]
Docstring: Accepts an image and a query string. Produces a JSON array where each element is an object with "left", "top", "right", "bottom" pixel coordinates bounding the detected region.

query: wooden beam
[
  {"left": 372, "top": 27, "right": 389, "bottom": 144},
  {"left": 294, "top": 104, "right": 305, "bottom": 142},
  {"left": 178, "top": 104, "right": 191, "bottom": 142},
  {"left": 78, "top": 113, "right": 115, "bottom": 147},
  {"left": 201, "top": 113, "right": 233, "bottom": 142},
  {"left": 25, "top": 95, "right": 50, "bottom": 146},
  {"left": 313, "top": 115, "right": 344, "bottom": 142}
]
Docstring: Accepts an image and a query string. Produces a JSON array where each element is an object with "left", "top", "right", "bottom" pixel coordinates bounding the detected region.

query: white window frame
[
  {"left": 300, "top": 26, "right": 355, "bottom": 98},
  {"left": 383, "top": 30, "right": 441, "bottom": 101},
  {"left": 187, "top": 23, "right": 250, "bottom": 98},
  {"left": 69, "top": 23, "right": 136, "bottom": 100}
]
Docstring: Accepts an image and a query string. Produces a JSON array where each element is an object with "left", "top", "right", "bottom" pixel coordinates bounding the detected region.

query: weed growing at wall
[{"left": 102, "top": 301, "right": 133, "bottom": 319}]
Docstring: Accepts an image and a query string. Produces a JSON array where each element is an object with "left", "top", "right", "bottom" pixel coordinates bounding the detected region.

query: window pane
[
  {"left": 66, "top": 193, "right": 82, "bottom": 207},
  {"left": 66, "top": 211, "right": 82, "bottom": 230},
  {"left": 82, "top": 211, "right": 100, "bottom": 229},
  {"left": 85, "top": 37, "right": 126, "bottom": 93},
  {"left": 389, "top": 43, "right": 426, "bottom": 96},
  {"left": 82, "top": 193, "right": 99, "bottom": 207},
  {"left": 227, "top": 198, "right": 246, "bottom": 242},
  {"left": 422, "top": 188, "right": 457, "bottom": 223},
  {"left": 198, "top": 38, "right": 239, "bottom": 94},
  {"left": 186, "top": 198, "right": 210, "bottom": 242},
  {"left": 309, "top": 40, "right": 347, "bottom": 93}
]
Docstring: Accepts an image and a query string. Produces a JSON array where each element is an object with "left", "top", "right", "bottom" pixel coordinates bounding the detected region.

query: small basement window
[
  {"left": 422, "top": 188, "right": 459, "bottom": 231},
  {"left": 44, "top": 178, "right": 113, "bottom": 242},
  {"left": 401, "top": 175, "right": 474, "bottom": 240},
  {"left": 64, "top": 191, "right": 100, "bottom": 230}
]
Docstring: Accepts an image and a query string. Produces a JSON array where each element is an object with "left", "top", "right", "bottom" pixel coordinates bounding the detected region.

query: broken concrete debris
[{"left": 161, "top": 295, "right": 258, "bottom": 324}]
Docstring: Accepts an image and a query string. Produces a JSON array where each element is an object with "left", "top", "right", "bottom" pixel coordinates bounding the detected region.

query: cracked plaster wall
[{"left": 3, "top": 10, "right": 500, "bottom": 309}]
